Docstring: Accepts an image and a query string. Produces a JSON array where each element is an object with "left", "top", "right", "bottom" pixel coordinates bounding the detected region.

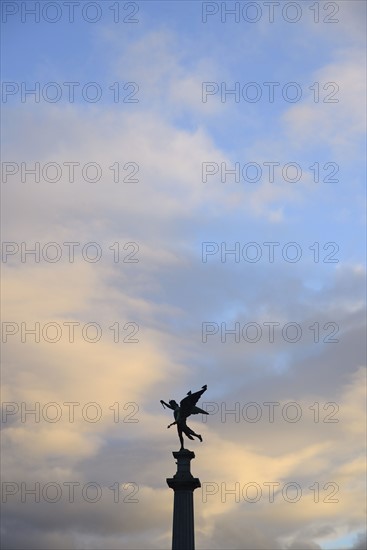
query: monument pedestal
[{"left": 167, "top": 449, "right": 201, "bottom": 550}]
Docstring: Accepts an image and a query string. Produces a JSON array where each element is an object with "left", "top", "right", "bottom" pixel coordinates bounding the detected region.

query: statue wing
[
  {"left": 180, "top": 385, "right": 207, "bottom": 419},
  {"left": 191, "top": 405, "right": 209, "bottom": 415}
]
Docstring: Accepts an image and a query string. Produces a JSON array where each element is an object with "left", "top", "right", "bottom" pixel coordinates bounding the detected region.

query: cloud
[
  {"left": 1, "top": 8, "right": 365, "bottom": 550},
  {"left": 351, "top": 532, "right": 367, "bottom": 550},
  {"left": 283, "top": 49, "right": 366, "bottom": 159}
]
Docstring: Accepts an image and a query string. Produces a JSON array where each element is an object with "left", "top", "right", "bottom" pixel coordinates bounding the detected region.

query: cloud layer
[{"left": 1, "top": 2, "right": 366, "bottom": 549}]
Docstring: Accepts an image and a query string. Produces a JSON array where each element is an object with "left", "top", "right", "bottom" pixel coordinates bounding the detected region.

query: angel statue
[{"left": 160, "top": 384, "right": 209, "bottom": 450}]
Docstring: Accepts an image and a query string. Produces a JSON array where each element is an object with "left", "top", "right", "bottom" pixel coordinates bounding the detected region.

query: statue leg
[
  {"left": 186, "top": 425, "right": 202, "bottom": 442},
  {"left": 177, "top": 426, "right": 184, "bottom": 450}
]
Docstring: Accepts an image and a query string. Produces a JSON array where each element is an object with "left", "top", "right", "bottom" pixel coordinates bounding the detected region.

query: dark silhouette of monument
[
  {"left": 161, "top": 385, "right": 208, "bottom": 550},
  {"left": 160, "top": 384, "right": 208, "bottom": 450}
]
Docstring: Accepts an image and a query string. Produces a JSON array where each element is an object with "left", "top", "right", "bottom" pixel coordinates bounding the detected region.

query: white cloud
[
  {"left": 283, "top": 49, "right": 366, "bottom": 158},
  {"left": 2, "top": 9, "right": 365, "bottom": 550}
]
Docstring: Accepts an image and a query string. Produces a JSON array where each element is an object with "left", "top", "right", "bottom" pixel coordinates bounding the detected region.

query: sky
[{"left": 1, "top": 1, "right": 366, "bottom": 549}]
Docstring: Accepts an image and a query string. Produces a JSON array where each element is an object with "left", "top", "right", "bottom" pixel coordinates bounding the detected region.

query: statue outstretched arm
[{"left": 167, "top": 420, "right": 177, "bottom": 429}]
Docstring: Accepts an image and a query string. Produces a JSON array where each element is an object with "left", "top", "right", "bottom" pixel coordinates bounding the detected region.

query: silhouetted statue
[{"left": 160, "top": 385, "right": 208, "bottom": 450}]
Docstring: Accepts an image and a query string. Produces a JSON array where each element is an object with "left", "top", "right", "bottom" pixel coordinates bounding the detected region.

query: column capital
[{"left": 167, "top": 449, "right": 201, "bottom": 491}]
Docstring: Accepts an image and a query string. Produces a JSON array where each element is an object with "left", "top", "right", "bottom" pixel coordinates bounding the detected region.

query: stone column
[{"left": 167, "top": 449, "right": 201, "bottom": 550}]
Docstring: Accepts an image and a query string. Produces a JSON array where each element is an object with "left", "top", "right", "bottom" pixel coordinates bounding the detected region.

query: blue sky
[{"left": 1, "top": 1, "right": 366, "bottom": 549}]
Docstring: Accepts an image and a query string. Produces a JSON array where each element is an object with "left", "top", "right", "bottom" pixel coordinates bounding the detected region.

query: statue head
[{"left": 169, "top": 400, "right": 178, "bottom": 409}]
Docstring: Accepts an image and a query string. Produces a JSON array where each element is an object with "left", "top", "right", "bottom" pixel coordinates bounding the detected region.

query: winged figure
[{"left": 160, "top": 385, "right": 208, "bottom": 450}]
